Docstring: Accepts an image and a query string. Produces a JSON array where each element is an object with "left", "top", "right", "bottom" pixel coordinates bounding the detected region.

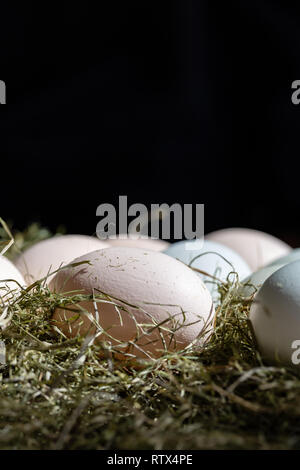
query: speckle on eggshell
[{"left": 49, "top": 246, "right": 215, "bottom": 359}]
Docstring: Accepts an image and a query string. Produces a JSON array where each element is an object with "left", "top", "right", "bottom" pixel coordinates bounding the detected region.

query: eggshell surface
[
  {"left": 164, "top": 240, "right": 251, "bottom": 298},
  {"left": 49, "top": 247, "right": 215, "bottom": 359},
  {"left": 0, "top": 255, "right": 26, "bottom": 301},
  {"left": 107, "top": 235, "right": 169, "bottom": 252},
  {"left": 206, "top": 228, "right": 291, "bottom": 271},
  {"left": 240, "top": 264, "right": 286, "bottom": 298},
  {"left": 267, "top": 248, "right": 300, "bottom": 268},
  {"left": 250, "top": 260, "right": 300, "bottom": 365},
  {"left": 14, "top": 235, "right": 109, "bottom": 284}
]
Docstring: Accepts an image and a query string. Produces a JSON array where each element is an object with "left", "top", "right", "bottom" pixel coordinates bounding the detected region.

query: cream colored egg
[
  {"left": 14, "top": 235, "right": 109, "bottom": 285},
  {"left": 0, "top": 255, "right": 26, "bottom": 302},
  {"left": 107, "top": 235, "right": 169, "bottom": 252},
  {"left": 49, "top": 247, "right": 215, "bottom": 359},
  {"left": 206, "top": 228, "right": 291, "bottom": 271}
]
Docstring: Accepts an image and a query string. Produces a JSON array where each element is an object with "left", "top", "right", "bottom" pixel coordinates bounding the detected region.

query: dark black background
[{"left": 1, "top": 1, "right": 300, "bottom": 245}]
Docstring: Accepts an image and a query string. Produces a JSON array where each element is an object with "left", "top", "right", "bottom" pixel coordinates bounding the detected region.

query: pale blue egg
[
  {"left": 164, "top": 240, "right": 251, "bottom": 298},
  {"left": 250, "top": 260, "right": 300, "bottom": 365}
]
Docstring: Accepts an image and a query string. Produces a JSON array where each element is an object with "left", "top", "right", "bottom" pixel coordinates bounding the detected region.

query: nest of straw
[{"left": 0, "top": 223, "right": 300, "bottom": 450}]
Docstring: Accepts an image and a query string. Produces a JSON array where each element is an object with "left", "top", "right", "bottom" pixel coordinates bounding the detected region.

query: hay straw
[{"left": 0, "top": 223, "right": 300, "bottom": 450}]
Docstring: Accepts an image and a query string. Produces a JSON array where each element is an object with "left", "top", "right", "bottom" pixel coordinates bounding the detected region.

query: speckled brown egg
[{"left": 49, "top": 247, "right": 214, "bottom": 359}]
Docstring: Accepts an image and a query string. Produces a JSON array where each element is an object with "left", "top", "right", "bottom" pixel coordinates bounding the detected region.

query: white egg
[
  {"left": 240, "top": 264, "right": 285, "bottom": 298},
  {"left": 267, "top": 248, "right": 300, "bottom": 267},
  {"left": 250, "top": 260, "right": 300, "bottom": 365},
  {"left": 0, "top": 255, "right": 26, "bottom": 302},
  {"left": 49, "top": 247, "right": 215, "bottom": 359},
  {"left": 241, "top": 248, "right": 300, "bottom": 297},
  {"left": 14, "top": 235, "right": 109, "bottom": 285},
  {"left": 206, "top": 228, "right": 291, "bottom": 271},
  {"left": 164, "top": 240, "right": 251, "bottom": 299}
]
